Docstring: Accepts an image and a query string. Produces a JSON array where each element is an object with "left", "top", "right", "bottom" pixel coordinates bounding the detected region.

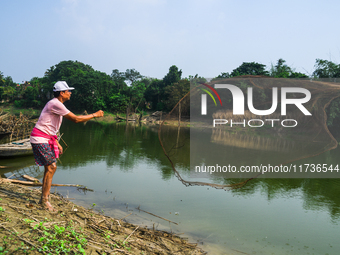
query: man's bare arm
[{"left": 64, "top": 110, "right": 104, "bottom": 123}]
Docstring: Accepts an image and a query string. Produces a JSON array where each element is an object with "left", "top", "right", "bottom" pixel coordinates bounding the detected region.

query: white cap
[{"left": 53, "top": 81, "right": 75, "bottom": 92}]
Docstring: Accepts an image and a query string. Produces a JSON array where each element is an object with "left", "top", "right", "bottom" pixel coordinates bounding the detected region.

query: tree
[
  {"left": 164, "top": 79, "right": 190, "bottom": 112},
  {"left": 143, "top": 65, "right": 182, "bottom": 111},
  {"left": 22, "top": 86, "right": 42, "bottom": 108},
  {"left": 270, "top": 58, "right": 291, "bottom": 78},
  {"left": 0, "top": 71, "right": 5, "bottom": 87},
  {"left": 121, "top": 80, "right": 146, "bottom": 115},
  {"left": 313, "top": 59, "right": 340, "bottom": 78},
  {"left": 124, "top": 69, "right": 143, "bottom": 85},
  {"left": 43, "top": 60, "right": 117, "bottom": 112},
  {"left": 163, "top": 65, "right": 182, "bottom": 87},
  {"left": 270, "top": 58, "right": 308, "bottom": 78},
  {"left": 144, "top": 79, "right": 163, "bottom": 110},
  {"left": 44, "top": 60, "right": 94, "bottom": 82},
  {"left": 215, "top": 72, "right": 230, "bottom": 79},
  {"left": 289, "top": 72, "right": 309, "bottom": 78},
  {"left": 2, "top": 86, "right": 16, "bottom": 101},
  {"left": 230, "top": 62, "right": 269, "bottom": 77},
  {"left": 110, "top": 69, "right": 126, "bottom": 91},
  {"left": 0, "top": 72, "right": 17, "bottom": 102}
]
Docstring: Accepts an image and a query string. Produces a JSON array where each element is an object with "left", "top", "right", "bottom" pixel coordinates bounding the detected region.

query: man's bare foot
[{"left": 39, "top": 197, "right": 58, "bottom": 212}]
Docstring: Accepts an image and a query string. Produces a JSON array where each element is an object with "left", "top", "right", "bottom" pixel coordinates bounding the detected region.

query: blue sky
[{"left": 1, "top": 0, "right": 339, "bottom": 83}]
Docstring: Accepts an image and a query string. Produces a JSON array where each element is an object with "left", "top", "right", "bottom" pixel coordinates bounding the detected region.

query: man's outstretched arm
[{"left": 64, "top": 110, "right": 104, "bottom": 123}]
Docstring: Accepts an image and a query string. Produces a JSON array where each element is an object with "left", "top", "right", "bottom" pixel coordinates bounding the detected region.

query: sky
[{"left": 1, "top": 0, "right": 340, "bottom": 83}]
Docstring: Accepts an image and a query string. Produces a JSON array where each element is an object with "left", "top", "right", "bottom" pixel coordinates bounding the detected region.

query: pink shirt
[{"left": 30, "top": 98, "right": 70, "bottom": 144}]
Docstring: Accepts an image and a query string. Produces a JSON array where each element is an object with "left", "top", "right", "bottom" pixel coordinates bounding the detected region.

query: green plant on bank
[
  {"left": 102, "top": 230, "right": 111, "bottom": 244},
  {"left": 23, "top": 219, "right": 34, "bottom": 224},
  {"left": 118, "top": 240, "right": 131, "bottom": 251},
  {"left": 0, "top": 233, "right": 34, "bottom": 255},
  {"left": 31, "top": 220, "right": 87, "bottom": 254},
  {"left": 110, "top": 240, "right": 131, "bottom": 252},
  {"left": 0, "top": 235, "right": 9, "bottom": 254}
]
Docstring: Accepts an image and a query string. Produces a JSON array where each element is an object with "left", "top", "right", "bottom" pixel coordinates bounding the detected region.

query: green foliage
[
  {"left": 1, "top": 86, "right": 16, "bottom": 101},
  {"left": 289, "top": 72, "right": 309, "bottom": 78},
  {"left": 110, "top": 69, "right": 127, "bottom": 91},
  {"left": 0, "top": 87, "right": 4, "bottom": 100},
  {"left": 216, "top": 72, "right": 230, "bottom": 79},
  {"left": 326, "top": 97, "right": 340, "bottom": 126},
  {"left": 124, "top": 68, "right": 143, "bottom": 84},
  {"left": 0, "top": 72, "right": 16, "bottom": 102},
  {"left": 164, "top": 79, "right": 190, "bottom": 112},
  {"left": 216, "top": 59, "right": 308, "bottom": 80},
  {"left": 22, "top": 86, "right": 43, "bottom": 108},
  {"left": 230, "top": 62, "right": 269, "bottom": 77},
  {"left": 44, "top": 60, "right": 94, "bottom": 82},
  {"left": 0, "top": 71, "right": 4, "bottom": 87},
  {"left": 163, "top": 65, "right": 182, "bottom": 86},
  {"left": 33, "top": 220, "right": 87, "bottom": 254},
  {"left": 270, "top": 58, "right": 308, "bottom": 78},
  {"left": 313, "top": 59, "right": 340, "bottom": 78},
  {"left": 3, "top": 56, "right": 340, "bottom": 122},
  {"left": 144, "top": 65, "right": 183, "bottom": 111},
  {"left": 13, "top": 100, "right": 23, "bottom": 108},
  {"left": 23, "top": 219, "right": 35, "bottom": 224},
  {"left": 144, "top": 79, "right": 163, "bottom": 110},
  {"left": 108, "top": 93, "right": 129, "bottom": 112},
  {"left": 122, "top": 80, "right": 147, "bottom": 113},
  {"left": 43, "top": 61, "right": 118, "bottom": 112},
  {"left": 270, "top": 58, "right": 292, "bottom": 78}
]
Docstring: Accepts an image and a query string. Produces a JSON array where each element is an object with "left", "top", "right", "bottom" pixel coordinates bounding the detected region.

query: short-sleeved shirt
[{"left": 30, "top": 98, "right": 70, "bottom": 144}]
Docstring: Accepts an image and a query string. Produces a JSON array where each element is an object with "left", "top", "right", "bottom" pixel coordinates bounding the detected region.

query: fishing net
[
  {"left": 0, "top": 113, "right": 35, "bottom": 143},
  {"left": 158, "top": 76, "right": 340, "bottom": 190}
]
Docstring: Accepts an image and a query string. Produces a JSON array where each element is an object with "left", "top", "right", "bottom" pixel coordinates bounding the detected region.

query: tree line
[{"left": 1, "top": 58, "right": 340, "bottom": 117}]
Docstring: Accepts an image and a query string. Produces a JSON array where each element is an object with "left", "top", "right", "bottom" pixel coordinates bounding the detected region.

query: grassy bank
[
  {"left": 0, "top": 106, "right": 41, "bottom": 119},
  {"left": 0, "top": 181, "right": 205, "bottom": 254}
]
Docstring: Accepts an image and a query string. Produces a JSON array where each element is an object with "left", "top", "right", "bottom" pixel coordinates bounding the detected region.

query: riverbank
[
  {"left": 0, "top": 181, "right": 206, "bottom": 254},
  {"left": 0, "top": 105, "right": 190, "bottom": 128}
]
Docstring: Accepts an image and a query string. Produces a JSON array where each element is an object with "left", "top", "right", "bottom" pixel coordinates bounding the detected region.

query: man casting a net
[{"left": 30, "top": 81, "right": 104, "bottom": 212}]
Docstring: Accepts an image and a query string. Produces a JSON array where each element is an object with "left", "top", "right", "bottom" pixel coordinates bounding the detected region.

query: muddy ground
[{"left": 0, "top": 181, "right": 206, "bottom": 254}]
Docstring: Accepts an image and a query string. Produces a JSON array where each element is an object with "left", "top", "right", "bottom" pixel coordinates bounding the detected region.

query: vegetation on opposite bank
[{"left": 1, "top": 58, "right": 340, "bottom": 126}]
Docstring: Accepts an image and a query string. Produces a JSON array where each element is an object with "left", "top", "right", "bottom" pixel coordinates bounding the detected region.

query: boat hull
[{"left": 0, "top": 138, "right": 33, "bottom": 157}]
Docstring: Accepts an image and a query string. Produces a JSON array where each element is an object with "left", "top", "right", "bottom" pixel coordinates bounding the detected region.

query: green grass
[{"left": 0, "top": 105, "right": 41, "bottom": 118}]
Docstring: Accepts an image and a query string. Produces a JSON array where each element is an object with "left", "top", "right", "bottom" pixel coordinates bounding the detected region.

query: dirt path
[{"left": 0, "top": 181, "right": 206, "bottom": 254}]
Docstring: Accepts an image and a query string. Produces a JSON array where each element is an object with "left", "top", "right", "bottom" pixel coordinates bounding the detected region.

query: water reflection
[
  {"left": 59, "top": 121, "right": 177, "bottom": 179},
  {"left": 2, "top": 120, "right": 340, "bottom": 254},
  {"left": 0, "top": 155, "right": 38, "bottom": 177},
  {"left": 211, "top": 128, "right": 296, "bottom": 152},
  {"left": 3, "top": 121, "right": 340, "bottom": 217}
]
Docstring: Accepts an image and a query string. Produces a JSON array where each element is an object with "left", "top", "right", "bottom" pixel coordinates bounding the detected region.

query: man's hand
[
  {"left": 93, "top": 110, "right": 104, "bottom": 118},
  {"left": 58, "top": 143, "right": 63, "bottom": 155}
]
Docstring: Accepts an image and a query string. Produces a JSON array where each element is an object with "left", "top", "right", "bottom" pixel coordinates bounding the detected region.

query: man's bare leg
[{"left": 41, "top": 162, "right": 57, "bottom": 211}]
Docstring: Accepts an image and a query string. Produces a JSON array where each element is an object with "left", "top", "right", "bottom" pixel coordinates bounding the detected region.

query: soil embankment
[{"left": 0, "top": 181, "right": 206, "bottom": 254}]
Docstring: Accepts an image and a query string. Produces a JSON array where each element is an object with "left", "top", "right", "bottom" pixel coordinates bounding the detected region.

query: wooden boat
[{"left": 0, "top": 138, "right": 33, "bottom": 157}]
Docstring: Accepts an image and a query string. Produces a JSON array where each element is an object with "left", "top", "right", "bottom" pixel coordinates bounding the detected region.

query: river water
[{"left": 1, "top": 120, "right": 340, "bottom": 254}]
